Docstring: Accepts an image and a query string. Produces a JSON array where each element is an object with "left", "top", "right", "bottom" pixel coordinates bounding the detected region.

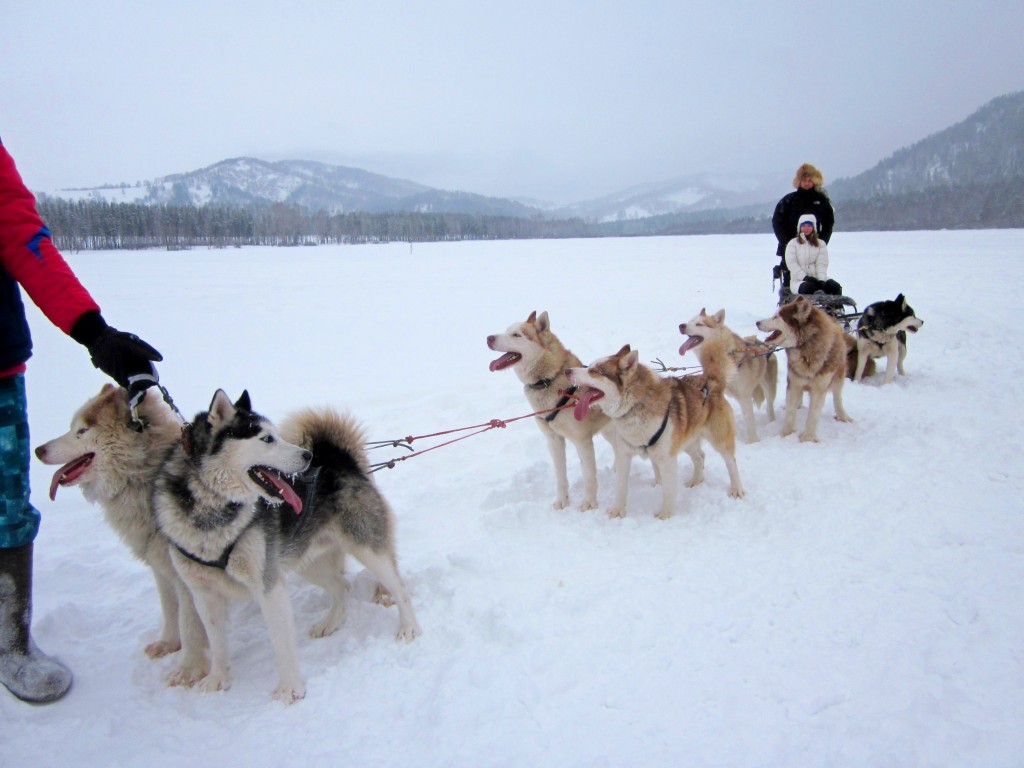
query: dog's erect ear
[
  {"left": 208, "top": 389, "right": 236, "bottom": 426},
  {"left": 896, "top": 293, "right": 906, "bottom": 308},
  {"left": 234, "top": 390, "right": 252, "bottom": 412},
  {"left": 526, "top": 310, "right": 537, "bottom": 325},
  {"left": 712, "top": 309, "right": 726, "bottom": 324},
  {"left": 536, "top": 311, "right": 550, "bottom": 333},
  {"left": 792, "top": 295, "right": 813, "bottom": 321},
  {"left": 614, "top": 344, "right": 638, "bottom": 372}
]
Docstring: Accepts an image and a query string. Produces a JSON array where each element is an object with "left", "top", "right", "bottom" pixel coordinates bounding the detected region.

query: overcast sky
[{"left": 3, "top": 1, "right": 1022, "bottom": 203}]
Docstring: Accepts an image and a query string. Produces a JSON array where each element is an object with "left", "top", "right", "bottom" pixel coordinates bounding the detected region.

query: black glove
[{"left": 71, "top": 312, "right": 162, "bottom": 408}]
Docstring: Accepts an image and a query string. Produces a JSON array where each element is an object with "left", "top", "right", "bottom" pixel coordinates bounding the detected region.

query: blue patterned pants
[{"left": 0, "top": 374, "right": 40, "bottom": 548}]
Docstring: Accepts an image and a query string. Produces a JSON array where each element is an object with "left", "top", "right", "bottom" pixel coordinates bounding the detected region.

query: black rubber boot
[{"left": 0, "top": 543, "right": 73, "bottom": 703}]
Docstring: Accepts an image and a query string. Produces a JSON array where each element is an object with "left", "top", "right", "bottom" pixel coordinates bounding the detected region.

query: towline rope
[
  {"left": 366, "top": 391, "right": 581, "bottom": 472},
  {"left": 651, "top": 343, "right": 777, "bottom": 375}
]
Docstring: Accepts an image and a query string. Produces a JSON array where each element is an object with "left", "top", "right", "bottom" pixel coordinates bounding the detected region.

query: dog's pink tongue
[
  {"left": 489, "top": 352, "right": 521, "bottom": 372},
  {"left": 573, "top": 388, "right": 604, "bottom": 421},
  {"left": 47, "top": 454, "right": 94, "bottom": 500},
  {"left": 679, "top": 336, "right": 702, "bottom": 355},
  {"left": 267, "top": 473, "right": 304, "bottom": 515}
]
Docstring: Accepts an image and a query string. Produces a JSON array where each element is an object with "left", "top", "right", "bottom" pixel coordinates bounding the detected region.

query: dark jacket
[
  {"left": 0, "top": 140, "right": 100, "bottom": 374},
  {"left": 772, "top": 187, "right": 835, "bottom": 257}
]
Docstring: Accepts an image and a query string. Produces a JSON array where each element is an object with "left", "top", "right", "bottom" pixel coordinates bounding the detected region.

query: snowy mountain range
[
  {"left": 41, "top": 91, "right": 1024, "bottom": 222},
  {"left": 829, "top": 90, "right": 1024, "bottom": 200}
]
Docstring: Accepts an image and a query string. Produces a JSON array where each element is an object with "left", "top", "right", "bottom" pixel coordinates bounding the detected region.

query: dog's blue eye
[{"left": 261, "top": 435, "right": 274, "bottom": 444}]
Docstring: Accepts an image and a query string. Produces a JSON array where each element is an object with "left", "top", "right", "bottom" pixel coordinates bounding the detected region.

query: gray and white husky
[{"left": 153, "top": 390, "right": 421, "bottom": 703}]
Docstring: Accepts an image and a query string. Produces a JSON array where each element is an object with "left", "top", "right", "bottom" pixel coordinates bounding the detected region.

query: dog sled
[{"left": 773, "top": 265, "right": 861, "bottom": 330}]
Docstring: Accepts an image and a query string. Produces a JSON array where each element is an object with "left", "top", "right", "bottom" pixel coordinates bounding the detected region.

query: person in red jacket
[{"left": 0, "top": 138, "right": 162, "bottom": 703}]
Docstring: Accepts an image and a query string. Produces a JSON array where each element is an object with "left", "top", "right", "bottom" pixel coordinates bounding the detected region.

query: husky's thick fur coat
[
  {"left": 153, "top": 390, "right": 420, "bottom": 702},
  {"left": 852, "top": 294, "right": 924, "bottom": 384},
  {"left": 757, "top": 296, "right": 852, "bottom": 442},
  {"left": 679, "top": 308, "right": 778, "bottom": 443},
  {"left": 34, "top": 385, "right": 209, "bottom": 686},
  {"left": 487, "top": 311, "right": 611, "bottom": 510},
  {"left": 567, "top": 344, "right": 744, "bottom": 520}
]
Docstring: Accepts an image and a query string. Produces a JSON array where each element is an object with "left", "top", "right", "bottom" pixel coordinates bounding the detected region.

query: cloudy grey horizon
[{"left": 4, "top": 1, "right": 1023, "bottom": 204}]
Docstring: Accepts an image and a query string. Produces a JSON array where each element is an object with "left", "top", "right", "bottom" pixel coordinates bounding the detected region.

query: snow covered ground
[{"left": 5, "top": 230, "right": 1023, "bottom": 767}]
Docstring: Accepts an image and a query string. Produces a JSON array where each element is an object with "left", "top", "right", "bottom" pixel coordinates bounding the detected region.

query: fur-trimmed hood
[{"left": 793, "top": 163, "right": 824, "bottom": 188}]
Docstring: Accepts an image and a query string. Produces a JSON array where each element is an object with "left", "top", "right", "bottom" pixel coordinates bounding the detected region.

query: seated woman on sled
[{"left": 785, "top": 212, "right": 843, "bottom": 296}]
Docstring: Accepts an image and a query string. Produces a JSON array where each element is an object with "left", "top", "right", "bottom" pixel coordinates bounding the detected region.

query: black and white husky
[
  {"left": 153, "top": 390, "right": 420, "bottom": 703},
  {"left": 852, "top": 294, "right": 924, "bottom": 384}
]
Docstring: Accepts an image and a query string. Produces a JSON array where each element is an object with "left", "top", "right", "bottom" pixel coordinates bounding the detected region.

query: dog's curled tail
[{"left": 278, "top": 407, "right": 372, "bottom": 477}]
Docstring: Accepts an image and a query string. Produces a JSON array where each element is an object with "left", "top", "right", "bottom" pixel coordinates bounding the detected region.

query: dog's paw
[
  {"left": 798, "top": 432, "right": 819, "bottom": 443},
  {"left": 272, "top": 680, "right": 306, "bottom": 704},
  {"left": 685, "top": 477, "right": 704, "bottom": 489},
  {"left": 729, "top": 487, "right": 746, "bottom": 499},
  {"left": 396, "top": 621, "right": 422, "bottom": 643},
  {"left": 145, "top": 639, "right": 181, "bottom": 659},
  {"left": 166, "top": 661, "right": 209, "bottom": 688},
  {"left": 607, "top": 506, "right": 626, "bottom": 519},
  {"left": 655, "top": 509, "right": 674, "bottom": 521},
  {"left": 373, "top": 584, "right": 395, "bottom": 607},
  {"left": 551, "top": 496, "right": 570, "bottom": 510},
  {"left": 198, "top": 673, "right": 231, "bottom": 693},
  {"left": 309, "top": 619, "right": 342, "bottom": 639},
  {"left": 835, "top": 414, "right": 854, "bottom": 423},
  {"left": 780, "top": 427, "right": 795, "bottom": 438},
  {"left": 577, "top": 498, "right": 598, "bottom": 512}
]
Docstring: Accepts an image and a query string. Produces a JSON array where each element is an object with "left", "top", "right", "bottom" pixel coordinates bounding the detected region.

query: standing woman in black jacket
[{"left": 772, "top": 163, "right": 835, "bottom": 288}]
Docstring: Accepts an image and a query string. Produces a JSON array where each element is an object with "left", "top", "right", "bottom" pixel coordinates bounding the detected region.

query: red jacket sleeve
[{"left": 0, "top": 143, "right": 101, "bottom": 334}]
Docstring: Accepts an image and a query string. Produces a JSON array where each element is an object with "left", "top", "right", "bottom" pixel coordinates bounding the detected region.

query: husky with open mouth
[
  {"left": 567, "top": 344, "right": 744, "bottom": 520},
  {"left": 153, "top": 390, "right": 420, "bottom": 703},
  {"left": 34, "top": 384, "right": 209, "bottom": 686},
  {"left": 757, "top": 296, "right": 852, "bottom": 442},
  {"left": 487, "top": 311, "right": 612, "bottom": 510},
  {"left": 679, "top": 308, "right": 778, "bottom": 443},
  {"left": 852, "top": 293, "right": 924, "bottom": 384}
]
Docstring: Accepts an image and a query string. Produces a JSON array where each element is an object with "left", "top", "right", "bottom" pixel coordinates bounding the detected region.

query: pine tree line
[
  {"left": 37, "top": 178, "right": 1024, "bottom": 252},
  {"left": 36, "top": 197, "right": 595, "bottom": 251}
]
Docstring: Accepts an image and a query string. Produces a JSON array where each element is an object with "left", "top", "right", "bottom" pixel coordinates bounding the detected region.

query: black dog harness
[
  {"left": 171, "top": 467, "right": 322, "bottom": 571},
  {"left": 174, "top": 541, "right": 235, "bottom": 570},
  {"left": 528, "top": 378, "right": 578, "bottom": 423},
  {"left": 645, "top": 411, "right": 670, "bottom": 449}
]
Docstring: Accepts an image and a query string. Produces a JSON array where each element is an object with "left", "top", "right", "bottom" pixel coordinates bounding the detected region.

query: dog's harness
[
  {"left": 528, "top": 378, "right": 578, "bottom": 423},
  {"left": 169, "top": 467, "right": 322, "bottom": 572},
  {"left": 174, "top": 541, "right": 235, "bottom": 570},
  {"left": 619, "top": 408, "right": 670, "bottom": 456},
  {"left": 645, "top": 410, "right": 670, "bottom": 449}
]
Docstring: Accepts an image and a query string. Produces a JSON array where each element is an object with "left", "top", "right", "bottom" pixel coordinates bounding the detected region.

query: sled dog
[
  {"left": 844, "top": 333, "right": 875, "bottom": 381},
  {"left": 34, "top": 384, "right": 209, "bottom": 686},
  {"left": 152, "top": 390, "right": 421, "bottom": 703},
  {"left": 678, "top": 308, "right": 778, "bottom": 443},
  {"left": 757, "top": 296, "right": 852, "bottom": 442},
  {"left": 852, "top": 294, "right": 924, "bottom": 384},
  {"left": 487, "top": 310, "right": 611, "bottom": 510},
  {"left": 566, "top": 344, "right": 744, "bottom": 520}
]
